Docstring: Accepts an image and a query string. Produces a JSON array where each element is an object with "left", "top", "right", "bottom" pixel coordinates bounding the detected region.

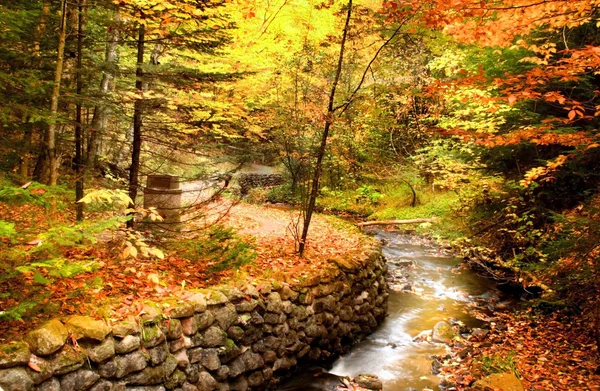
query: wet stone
[
  {"left": 0, "top": 341, "right": 31, "bottom": 369},
  {"left": 355, "top": 373, "right": 383, "bottom": 390},
  {"left": 114, "top": 334, "right": 140, "bottom": 354},
  {"left": 60, "top": 368, "right": 100, "bottom": 391},
  {"left": 432, "top": 321, "right": 457, "bottom": 344},
  {"left": 24, "top": 319, "right": 68, "bottom": 356}
]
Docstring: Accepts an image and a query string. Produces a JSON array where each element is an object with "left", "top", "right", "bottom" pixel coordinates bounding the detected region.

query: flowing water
[{"left": 280, "top": 229, "right": 500, "bottom": 391}]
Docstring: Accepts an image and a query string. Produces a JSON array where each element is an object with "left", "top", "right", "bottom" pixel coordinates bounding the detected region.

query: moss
[
  {"left": 0, "top": 342, "right": 27, "bottom": 356},
  {"left": 142, "top": 324, "right": 161, "bottom": 343},
  {"left": 224, "top": 338, "right": 235, "bottom": 349}
]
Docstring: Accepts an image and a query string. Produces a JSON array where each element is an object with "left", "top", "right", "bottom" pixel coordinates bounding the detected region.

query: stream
[{"left": 279, "top": 229, "right": 503, "bottom": 391}]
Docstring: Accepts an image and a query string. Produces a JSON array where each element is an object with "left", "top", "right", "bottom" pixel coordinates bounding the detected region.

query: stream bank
[{"left": 277, "top": 228, "right": 511, "bottom": 391}]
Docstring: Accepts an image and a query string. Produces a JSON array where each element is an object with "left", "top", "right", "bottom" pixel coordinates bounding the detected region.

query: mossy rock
[
  {"left": 0, "top": 341, "right": 31, "bottom": 369},
  {"left": 64, "top": 316, "right": 111, "bottom": 341},
  {"left": 432, "top": 321, "right": 458, "bottom": 343},
  {"left": 24, "top": 319, "right": 68, "bottom": 356}
]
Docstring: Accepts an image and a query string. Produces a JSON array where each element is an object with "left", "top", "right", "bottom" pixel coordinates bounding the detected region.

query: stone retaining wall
[
  {"left": 236, "top": 174, "right": 284, "bottom": 196},
  {"left": 0, "top": 246, "right": 388, "bottom": 391}
]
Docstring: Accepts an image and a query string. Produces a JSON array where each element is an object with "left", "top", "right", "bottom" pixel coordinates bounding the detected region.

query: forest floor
[
  {"left": 442, "top": 305, "right": 600, "bottom": 391},
  {"left": 0, "top": 198, "right": 368, "bottom": 343}
]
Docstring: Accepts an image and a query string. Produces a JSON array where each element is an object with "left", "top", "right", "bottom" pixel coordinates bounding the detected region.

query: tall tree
[
  {"left": 298, "top": 0, "right": 353, "bottom": 255},
  {"left": 41, "top": 0, "right": 68, "bottom": 185},
  {"left": 75, "top": 0, "right": 85, "bottom": 221}
]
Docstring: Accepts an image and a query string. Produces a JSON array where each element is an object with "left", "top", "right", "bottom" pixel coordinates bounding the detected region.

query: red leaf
[{"left": 28, "top": 361, "right": 41, "bottom": 372}]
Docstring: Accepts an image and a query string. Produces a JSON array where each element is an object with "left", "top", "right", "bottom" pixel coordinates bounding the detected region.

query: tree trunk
[
  {"left": 127, "top": 24, "right": 145, "bottom": 228},
  {"left": 41, "top": 0, "right": 68, "bottom": 185},
  {"left": 75, "top": 0, "right": 85, "bottom": 221},
  {"left": 87, "top": 13, "right": 120, "bottom": 169},
  {"left": 298, "top": 0, "right": 353, "bottom": 256},
  {"left": 356, "top": 218, "right": 439, "bottom": 227},
  {"left": 21, "top": 2, "right": 50, "bottom": 181}
]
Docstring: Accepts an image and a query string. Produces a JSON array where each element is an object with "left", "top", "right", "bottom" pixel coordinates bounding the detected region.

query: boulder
[
  {"left": 432, "top": 321, "right": 458, "bottom": 343},
  {"left": 24, "top": 319, "right": 68, "bottom": 356},
  {"left": 354, "top": 373, "right": 383, "bottom": 390},
  {"left": 64, "top": 316, "right": 111, "bottom": 341}
]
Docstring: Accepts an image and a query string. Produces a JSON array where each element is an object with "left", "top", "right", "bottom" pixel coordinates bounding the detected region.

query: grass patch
[{"left": 479, "top": 351, "right": 520, "bottom": 378}]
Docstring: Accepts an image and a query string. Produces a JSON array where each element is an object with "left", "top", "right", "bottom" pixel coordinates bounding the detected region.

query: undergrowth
[{"left": 168, "top": 225, "right": 256, "bottom": 272}]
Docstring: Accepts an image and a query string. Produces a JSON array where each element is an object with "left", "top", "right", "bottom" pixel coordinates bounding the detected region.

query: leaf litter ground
[{"left": 0, "top": 200, "right": 368, "bottom": 343}]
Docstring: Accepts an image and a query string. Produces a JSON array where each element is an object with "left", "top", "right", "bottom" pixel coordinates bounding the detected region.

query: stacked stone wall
[
  {"left": 236, "top": 174, "right": 284, "bottom": 196},
  {"left": 0, "top": 246, "right": 388, "bottom": 391}
]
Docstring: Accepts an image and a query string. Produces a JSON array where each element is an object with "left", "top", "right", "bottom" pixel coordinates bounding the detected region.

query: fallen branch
[{"left": 357, "top": 218, "right": 439, "bottom": 227}]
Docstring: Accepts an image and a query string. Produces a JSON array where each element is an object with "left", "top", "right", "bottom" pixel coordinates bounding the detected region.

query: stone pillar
[{"left": 143, "top": 175, "right": 183, "bottom": 226}]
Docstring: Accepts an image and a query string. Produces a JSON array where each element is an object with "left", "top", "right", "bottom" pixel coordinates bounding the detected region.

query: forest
[{"left": 1, "top": 0, "right": 600, "bottom": 390}]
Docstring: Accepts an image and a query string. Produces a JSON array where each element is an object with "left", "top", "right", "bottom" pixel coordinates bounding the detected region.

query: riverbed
[{"left": 280, "top": 229, "right": 500, "bottom": 391}]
